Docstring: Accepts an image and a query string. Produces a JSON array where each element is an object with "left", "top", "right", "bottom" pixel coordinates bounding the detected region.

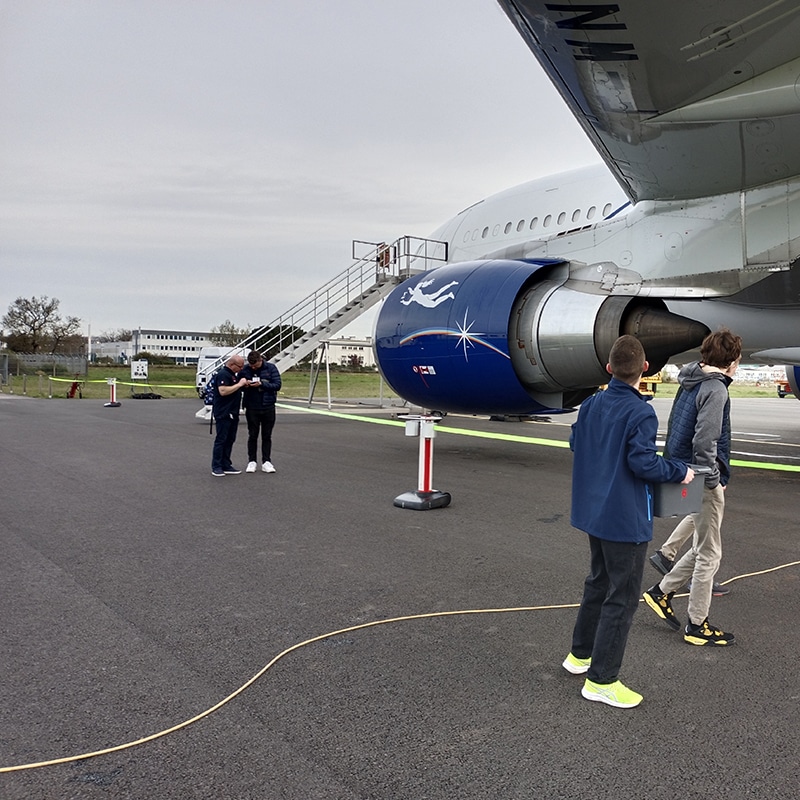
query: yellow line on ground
[{"left": 277, "top": 403, "right": 800, "bottom": 471}]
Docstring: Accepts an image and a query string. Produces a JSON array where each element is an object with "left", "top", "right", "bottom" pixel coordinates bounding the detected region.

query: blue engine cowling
[
  {"left": 374, "top": 260, "right": 570, "bottom": 415},
  {"left": 373, "top": 260, "right": 709, "bottom": 415}
]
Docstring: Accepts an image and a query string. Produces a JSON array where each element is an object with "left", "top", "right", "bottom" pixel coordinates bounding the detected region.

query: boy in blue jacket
[{"left": 563, "top": 335, "right": 694, "bottom": 708}]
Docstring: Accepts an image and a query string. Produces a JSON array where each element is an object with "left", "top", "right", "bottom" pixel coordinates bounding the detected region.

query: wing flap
[{"left": 498, "top": 1, "right": 800, "bottom": 201}]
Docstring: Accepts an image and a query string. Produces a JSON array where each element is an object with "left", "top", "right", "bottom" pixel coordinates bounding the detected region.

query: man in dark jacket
[
  {"left": 239, "top": 350, "right": 282, "bottom": 473},
  {"left": 211, "top": 354, "right": 248, "bottom": 477},
  {"left": 564, "top": 335, "right": 693, "bottom": 709},
  {"left": 643, "top": 328, "right": 741, "bottom": 646}
]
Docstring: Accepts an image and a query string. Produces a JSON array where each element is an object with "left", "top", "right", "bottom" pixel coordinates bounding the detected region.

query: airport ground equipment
[
  {"left": 393, "top": 414, "right": 451, "bottom": 510},
  {"left": 103, "top": 378, "right": 121, "bottom": 408}
]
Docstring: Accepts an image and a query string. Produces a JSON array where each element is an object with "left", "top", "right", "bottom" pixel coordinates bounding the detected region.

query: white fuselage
[{"left": 429, "top": 162, "right": 800, "bottom": 358}]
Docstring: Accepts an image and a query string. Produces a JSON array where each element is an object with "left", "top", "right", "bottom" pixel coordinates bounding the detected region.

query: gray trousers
[{"left": 660, "top": 484, "right": 725, "bottom": 625}]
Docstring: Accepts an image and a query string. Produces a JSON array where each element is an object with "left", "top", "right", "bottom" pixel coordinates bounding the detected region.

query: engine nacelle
[
  {"left": 785, "top": 365, "right": 800, "bottom": 397},
  {"left": 374, "top": 260, "right": 708, "bottom": 415}
]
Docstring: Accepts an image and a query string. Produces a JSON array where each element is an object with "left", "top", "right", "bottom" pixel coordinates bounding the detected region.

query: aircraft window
[
  {"left": 516, "top": 219, "right": 525, "bottom": 232},
  {"left": 543, "top": 214, "right": 552, "bottom": 227},
  {"left": 463, "top": 231, "right": 470, "bottom": 243},
  {"left": 603, "top": 203, "right": 613, "bottom": 217},
  {"left": 557, "top": 212, "right": 566, "bottom": 225},
  {"left": 572, "top": 209, "right": 581, "bottom": 223},
  {"left": 482, "top": 227, "right": 489, "bottom": 238},
  {"left": 587, "top": 206, "right": 596, "bottom": 220},
  {"left": 504, "top": 222, "right": 512, "bottom": 234},
  {"left": 492, "top": 224, "right": 500, "bottom": 236},
  {"left": 530, "top": 217, "right": 538, "bottom": 230},
  {"left": 472, "top": 229, "right": 478, "bottom": 241}
]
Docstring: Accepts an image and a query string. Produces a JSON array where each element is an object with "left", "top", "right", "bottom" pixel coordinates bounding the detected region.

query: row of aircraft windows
[{"left": 463, "top": 202, "right": 615, "bottom": 243}]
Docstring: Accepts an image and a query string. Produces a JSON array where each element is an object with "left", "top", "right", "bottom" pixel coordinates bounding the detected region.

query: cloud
[{"left": 0, "top": 0, "right": 599, "bottom": 335}]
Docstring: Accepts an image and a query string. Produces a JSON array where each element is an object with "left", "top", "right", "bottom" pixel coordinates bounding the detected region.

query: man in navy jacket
[
  {"left": 211, "top": 354, "right": 248, "bottom": 477},
  {"left": 239, "top": 350, "right": 282, "bottom": 473},
  {"left": 563, "top": 335, "right": 693, "bottom": 708}
]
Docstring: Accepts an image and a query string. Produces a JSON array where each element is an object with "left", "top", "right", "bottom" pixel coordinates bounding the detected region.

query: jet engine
[{"left": 373, "top": 260, "right": 708, "bottom": 415}]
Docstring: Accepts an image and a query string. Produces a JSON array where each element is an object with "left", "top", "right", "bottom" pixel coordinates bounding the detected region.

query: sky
[{"left": 0, "top": 0, "right": 601, "bottom": 340}]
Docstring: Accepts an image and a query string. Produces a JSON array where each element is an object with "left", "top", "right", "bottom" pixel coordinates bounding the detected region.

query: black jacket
[{"left": 239, "top": 361, "right": 281, "bottom": 410}]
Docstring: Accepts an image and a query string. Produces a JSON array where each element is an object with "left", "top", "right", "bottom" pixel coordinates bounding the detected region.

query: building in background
[
  {"left": 92, "top": 329, "right": 215, "bottom": 365},
  {"left": 325, "top": 337, "right": 376, "bottom": 368},
  {"left": 91, "top": 330, "right": 375, "bottom": 368}
]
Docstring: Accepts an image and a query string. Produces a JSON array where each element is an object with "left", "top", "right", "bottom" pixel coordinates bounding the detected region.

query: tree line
[
  {"left": 1, "top": 296, "right": 84, "bottom": 354},
  {"left": 1, "top": 297, "right": 301, "bottom": 358}
]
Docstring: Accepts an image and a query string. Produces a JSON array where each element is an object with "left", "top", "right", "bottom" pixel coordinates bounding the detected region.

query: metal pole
[{"left": 325, "top": 341, "right": 332, "bottom": 410}]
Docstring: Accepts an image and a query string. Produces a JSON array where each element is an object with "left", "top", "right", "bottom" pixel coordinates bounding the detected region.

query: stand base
[
  {"left": 393, "top": 490, "right": 451, "bottom": 510},
  {"left": 104, "top": 401, "right": 122, "bottom": 407}
]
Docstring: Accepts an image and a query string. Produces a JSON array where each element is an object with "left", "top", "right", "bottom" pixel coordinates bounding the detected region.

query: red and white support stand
[
  {"left": 394, "top": 414, "right": 451, "bottom": 510},
  {"left": 104, "top": 377, "right": 121, "bottom": 407}
]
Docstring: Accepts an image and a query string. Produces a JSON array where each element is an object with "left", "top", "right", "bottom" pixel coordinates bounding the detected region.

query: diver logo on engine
[{"left": 400, "top": 278, "right": 459, "bottom": 307}]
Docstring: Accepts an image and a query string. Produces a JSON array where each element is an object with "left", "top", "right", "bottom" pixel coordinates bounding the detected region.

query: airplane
[{"left": 372, "top": 1, "right": 800, "bottom": 415}]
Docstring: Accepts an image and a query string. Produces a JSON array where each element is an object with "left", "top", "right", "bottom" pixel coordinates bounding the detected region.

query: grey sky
[{"left": 0, "top": 0, "right": 600, "bottom": 339}]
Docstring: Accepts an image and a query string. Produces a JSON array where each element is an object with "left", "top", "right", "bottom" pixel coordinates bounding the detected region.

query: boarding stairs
[{"left": 198, "top": 236, "right": 448, "bottom": 380}]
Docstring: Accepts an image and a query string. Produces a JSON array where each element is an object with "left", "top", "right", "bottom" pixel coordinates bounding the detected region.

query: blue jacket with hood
[{"left": 570, "top": 377, "right": 688, "bottom": 543}]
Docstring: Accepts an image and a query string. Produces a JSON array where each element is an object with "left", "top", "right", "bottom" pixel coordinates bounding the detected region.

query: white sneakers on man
[{"left": 246, "top": 460, "right": 275, "bottom": 473}]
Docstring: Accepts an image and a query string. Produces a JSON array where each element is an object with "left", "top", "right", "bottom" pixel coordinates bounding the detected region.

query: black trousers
[
  {"left": 245, "top": 405, "right": 276, "bottom": 463},
  {"left": 570, "top": 535, "right": 647, "bottom": 684},
  {"left": 211, "top": 413, "right": 239, "bottom": 472}
]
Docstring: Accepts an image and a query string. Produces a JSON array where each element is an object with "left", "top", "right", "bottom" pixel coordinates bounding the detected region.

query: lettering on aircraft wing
[
  {"left": 548, "top": 2, "right": 637, "bottom": 62},
  {"left": 400, "top": 279, "right": 459, "bottom": 307}
]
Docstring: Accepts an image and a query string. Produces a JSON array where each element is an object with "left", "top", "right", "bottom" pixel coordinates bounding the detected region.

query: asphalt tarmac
[{"left": 1, "top": 392, "right": 799, "bottom": 799}]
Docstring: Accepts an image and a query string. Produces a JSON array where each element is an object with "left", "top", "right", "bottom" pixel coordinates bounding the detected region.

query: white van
[{"left": 195, "top": 346, "right": 248, "bottom": 398}]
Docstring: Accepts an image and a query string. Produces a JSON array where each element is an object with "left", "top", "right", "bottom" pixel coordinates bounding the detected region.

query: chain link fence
[{"left": 1, "top": 352, "right": 87, "bottom": 380}]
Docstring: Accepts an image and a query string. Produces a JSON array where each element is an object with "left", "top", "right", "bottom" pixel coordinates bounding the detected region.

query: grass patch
[
  {"left": 1, "top": 365, "right": 787, "bottom": 401},
  {"left": 1, "top": 365, "right": 400, "bottom": 401},
  {"left": 649, "top": 382, "right": 787, "bottom": 399}
]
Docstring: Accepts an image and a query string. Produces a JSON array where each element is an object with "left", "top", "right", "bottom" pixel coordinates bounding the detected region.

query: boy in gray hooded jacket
[{"left": 643, "top": 329, "right": 742, "bottom": 645}]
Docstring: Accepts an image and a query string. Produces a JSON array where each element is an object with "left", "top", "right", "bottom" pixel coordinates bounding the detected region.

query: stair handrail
[{"left": 198, "top": 236, "right": 447, "bottom": 379}]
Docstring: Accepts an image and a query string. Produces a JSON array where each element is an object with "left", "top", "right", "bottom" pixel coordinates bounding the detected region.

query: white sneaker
[
  {"left": 245, "top": 461, "right": 257, "bottom": 473},
  {"left": 262, "top": 461, "right": 276, "bottom": 473}
]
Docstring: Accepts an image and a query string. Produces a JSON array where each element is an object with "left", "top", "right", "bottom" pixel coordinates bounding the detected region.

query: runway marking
[
  {"left": 277, "top": 403, "right": 800, "bottom": 472},
  {"left": 733, "top": 451, "right": 800, "bottom": 463},
  {"left": 3, "top": 559, "right": 800, "bottom": 774}
]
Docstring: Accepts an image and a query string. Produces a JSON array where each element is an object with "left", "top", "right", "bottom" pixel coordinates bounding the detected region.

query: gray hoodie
[{"left": 664, "top": 362, "right": 733, "bottom": 488}]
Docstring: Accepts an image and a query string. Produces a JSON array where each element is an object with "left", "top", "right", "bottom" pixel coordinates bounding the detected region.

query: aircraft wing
[
  {"left": 751, "top": 348, "right": 800, "bottom": 367},
  {"left": 497, "top": 1, "right": 800, "bottom": 202}
]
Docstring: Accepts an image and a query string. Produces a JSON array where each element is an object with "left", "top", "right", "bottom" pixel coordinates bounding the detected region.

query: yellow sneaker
[
  {"left": 562, "top": 652, "right": 591, "bottom": 674},
  {"left": 684, "top": 618, "right": 735, "bottom": 646},
  {"left": 581, "top": 679, "right": 642, "bottom": 708}
]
